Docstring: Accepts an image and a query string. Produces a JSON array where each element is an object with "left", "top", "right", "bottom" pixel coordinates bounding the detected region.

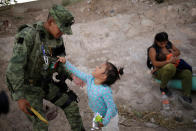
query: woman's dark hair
[
  {"left": 155, "top": 32, "right": 168, "bottom": 42},
  {"left": 102, "top": 62, "right": 124, "bottom": 86},
  {"left": 152, "top": 32, "right": 171, "bottom": 55},
  {"left": 153, "top": 32, "right": 168, "bottom": 47}
]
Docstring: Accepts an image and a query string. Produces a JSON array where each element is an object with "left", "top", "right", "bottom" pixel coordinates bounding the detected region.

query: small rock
[
  {"left": 87, "top": 0, "right": 91, "bottom": 4},
  {"left": 131, "top": 0, "right": 138, "bottom": 4},
  {"left": 136, "top": 99, "right": 144, "bottom": 104},
  {"left": 141, "top": 19, "right": 154, "bottom": 27},
  {"left": 160, "top": 110, "right": 172, "bottom": 117},
  {"left": 173, "top": 110, "right": 183, "bottom": 122},
  {"left": 193, "top": 119, "right": 196, "bottom": 123},
  {"left": 110, "top": 10, "right": 115, "bottom": 14},
  {"left": 191, "top": 8, "right": 196, "bottom": 16},
  {"left": 145, "top": 122, "right": 159, "bottom": 128},
  {"left": 150, "top": 117, "right": 155, "bottom": 123},
  {"left": 80, "top": 7, "right": 85, "bottom": 13},
  {"left": 168, "top": 5, "right": 173, "bottom": 11}
]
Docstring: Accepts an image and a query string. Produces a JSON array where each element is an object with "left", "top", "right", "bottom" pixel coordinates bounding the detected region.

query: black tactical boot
[{"left": 178, "top": 96, "right": 193, "bottom": 110}]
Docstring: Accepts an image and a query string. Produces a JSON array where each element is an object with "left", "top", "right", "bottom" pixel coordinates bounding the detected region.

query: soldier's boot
[
  {"left": 47, "top": 83, "right": 85, "bottom": 131},
  {"left": 51, "top": 92, "right": 85, "bottom": 131},
  {"left": 62, "top": 101, "right": 85, "bottom": 131}
]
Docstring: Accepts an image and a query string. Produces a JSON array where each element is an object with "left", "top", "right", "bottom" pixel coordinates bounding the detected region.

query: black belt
[
  {"left": 50, "top": 91, "right": 63, "bottom": 103},
  {"left": 51, "top": 81, "right": 79, "bottom": 109},
  {"left": 61, "top": 90, "right": 79, "bottom": 109}
]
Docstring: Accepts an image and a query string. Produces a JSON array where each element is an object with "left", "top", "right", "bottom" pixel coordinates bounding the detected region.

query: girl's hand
[
  {"left": 98, "top": 122, "right": 104, "bottom": 128},
  {"left": 57, "top": 56, "right": 66, "bottom": 64}
]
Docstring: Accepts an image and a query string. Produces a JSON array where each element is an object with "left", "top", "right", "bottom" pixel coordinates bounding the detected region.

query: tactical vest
[{"left": 18, "top": 23, "right": 65, "bottom": 82}]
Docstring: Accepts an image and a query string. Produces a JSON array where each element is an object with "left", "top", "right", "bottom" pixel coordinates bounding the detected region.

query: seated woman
[{"left": 148, "top": 32, "right": 193, "bottom": 109}]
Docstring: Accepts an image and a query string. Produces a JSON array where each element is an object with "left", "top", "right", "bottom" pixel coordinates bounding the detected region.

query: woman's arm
[
  {"left": 171, "top": 44, "right": 180, "bottom": 57},
  {"left": 149, "top": 47, "right": 175, "bottom": 68}
]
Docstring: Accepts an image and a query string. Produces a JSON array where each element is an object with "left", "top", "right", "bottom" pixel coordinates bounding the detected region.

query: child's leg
[{"left": 102, "top": 113, "right": 119, "bottom": 131}]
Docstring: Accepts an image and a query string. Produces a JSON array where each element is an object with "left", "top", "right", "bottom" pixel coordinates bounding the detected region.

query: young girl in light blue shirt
[{"left": 58, "top": 56, "right": 123, "bottom": 131}]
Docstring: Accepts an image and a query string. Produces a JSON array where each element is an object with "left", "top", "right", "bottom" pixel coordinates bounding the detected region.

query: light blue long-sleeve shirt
[{"left": 64, "top": 61, "right": 118, "bottom": 126}]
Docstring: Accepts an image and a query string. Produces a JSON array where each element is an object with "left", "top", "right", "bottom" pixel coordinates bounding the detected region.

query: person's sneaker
[
  {"left": 178, "top": 96, "right": 194, "bottom": 110},
  {"left": 160, "top": 87, "right": 172, "bottom": 97}
]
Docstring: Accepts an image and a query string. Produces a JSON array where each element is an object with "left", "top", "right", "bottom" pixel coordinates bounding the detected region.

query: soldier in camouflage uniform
[{"left": 6, "top": 5, "right": 85, "bottom": 131}]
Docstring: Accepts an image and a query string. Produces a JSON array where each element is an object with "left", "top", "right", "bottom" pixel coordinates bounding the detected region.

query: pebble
[
  {"left": 150, "top": 117, "right": 155, "bottom": 123},
  {"left": 145, "top": 122, "right": 159, "bottom": 128},
  {"left": 193, "top": 119, "right": 196, "bottom": 123}
]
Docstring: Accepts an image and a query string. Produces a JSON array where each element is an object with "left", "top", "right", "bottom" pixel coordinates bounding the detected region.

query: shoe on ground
[{"left": 178, "top": 96, "right": 194, "bottom": 110}]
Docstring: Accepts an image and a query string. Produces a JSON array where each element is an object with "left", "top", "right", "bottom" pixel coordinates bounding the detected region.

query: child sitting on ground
[{"left": 57, "top": 56, "right": 123, "bottom": 131}]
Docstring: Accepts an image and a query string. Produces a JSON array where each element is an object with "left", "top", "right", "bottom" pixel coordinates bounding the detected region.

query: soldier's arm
[{"left": 6, "top": 27, "right": 35, "bottom": 101}]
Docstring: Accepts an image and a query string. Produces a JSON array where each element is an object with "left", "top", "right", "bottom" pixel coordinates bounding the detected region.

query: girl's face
[
  {"left": 156, "top": 40, "right": 167, "bottom": 48},
  {"left": 92, "top": 63, "right": 107, "bottom": 80}
]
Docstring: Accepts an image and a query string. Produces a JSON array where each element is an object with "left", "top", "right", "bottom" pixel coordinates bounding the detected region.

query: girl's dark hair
[{"left": 102, "top": 62, "right": 124, "bottom": 86}]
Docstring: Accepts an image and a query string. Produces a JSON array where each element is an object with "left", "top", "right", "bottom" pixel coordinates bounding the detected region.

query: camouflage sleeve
[{"left": 6, "top": 27, "right": 35, "bottom": 101}]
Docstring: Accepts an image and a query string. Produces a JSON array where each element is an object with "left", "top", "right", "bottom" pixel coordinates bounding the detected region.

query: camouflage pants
[{"left": 24, "top": 83, "right": 85, "bottom": 131}]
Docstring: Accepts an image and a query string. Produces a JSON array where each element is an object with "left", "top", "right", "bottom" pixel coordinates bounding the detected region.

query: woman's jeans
[{"left": 154, "top": 64, "right": 192, "bottom": 97}]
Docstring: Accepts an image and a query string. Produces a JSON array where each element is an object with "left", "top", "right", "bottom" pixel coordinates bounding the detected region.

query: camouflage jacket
[{"left": 6, "top": 22, "right": 71, "bottom": 101}]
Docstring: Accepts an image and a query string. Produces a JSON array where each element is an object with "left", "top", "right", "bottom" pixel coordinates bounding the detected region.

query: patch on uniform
[{"left": 17, "top": 37, "right": 24, "bottom": 44}]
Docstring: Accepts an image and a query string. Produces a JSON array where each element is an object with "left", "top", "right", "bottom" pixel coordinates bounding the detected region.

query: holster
[{"left": 51, "top": 73, "right": 79, "bottom": 108}]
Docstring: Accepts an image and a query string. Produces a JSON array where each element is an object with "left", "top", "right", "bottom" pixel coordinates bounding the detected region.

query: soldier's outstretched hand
[
  {"left": 57, "top": 56, "right": 66, "bottom": 64},
  {"left": 17, "top": 99, "right": 32, "bottom": 116}
]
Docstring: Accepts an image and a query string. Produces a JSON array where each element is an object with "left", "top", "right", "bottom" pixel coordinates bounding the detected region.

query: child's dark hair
[{"left": 102, "top": 62, "right": 124, "bottom": 86}]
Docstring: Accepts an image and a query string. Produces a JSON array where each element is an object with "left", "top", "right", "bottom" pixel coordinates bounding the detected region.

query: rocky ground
[{"left": 0, "top": 0, "right": 196, "bottom": 131}]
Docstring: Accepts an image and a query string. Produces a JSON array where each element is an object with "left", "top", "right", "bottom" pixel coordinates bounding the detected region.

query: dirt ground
[{"left": 0, "top": 0, "right": 196, "bottom": 131}]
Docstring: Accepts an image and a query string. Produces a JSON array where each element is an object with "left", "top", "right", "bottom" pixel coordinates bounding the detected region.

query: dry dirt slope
[{"left": 0, "top": 0, "right": 196, "bottom": 131}]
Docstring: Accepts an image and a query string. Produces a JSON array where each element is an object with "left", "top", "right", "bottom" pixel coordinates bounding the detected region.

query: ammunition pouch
[
  {"left": 26, "top": 72, "right": 79, "bottom": 108},
  {"left": 51, "top": 73, "right": 79, "bottom": 108}
]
